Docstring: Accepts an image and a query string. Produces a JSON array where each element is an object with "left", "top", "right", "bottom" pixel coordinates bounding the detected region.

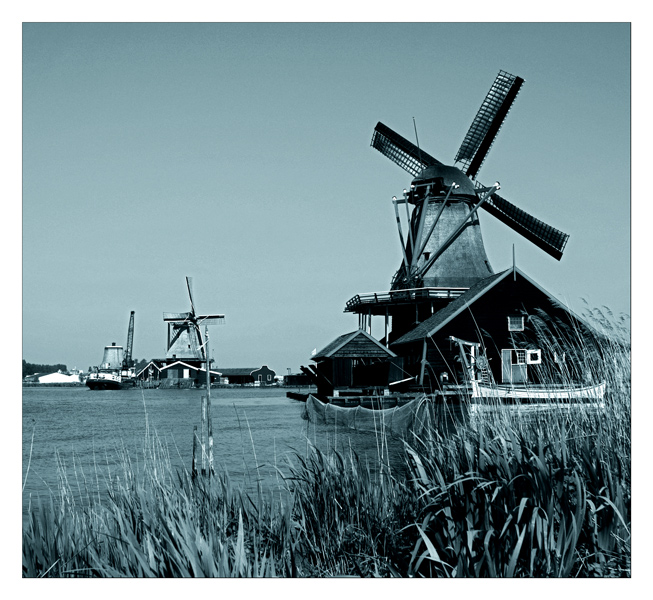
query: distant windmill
[
  {"left": 371, "top": 70, "right": 569, "bottom": 290},
  {"left": 163, "top": 277, "right": 224, "bottom": 361}
]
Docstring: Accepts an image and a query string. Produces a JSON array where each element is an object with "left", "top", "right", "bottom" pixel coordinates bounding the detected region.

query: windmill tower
[
  {"left": 163, "top": 277, "right": 224, "bottom": 361},
  {"left": 346, "top": 71, "right": 570, "bottom": 342}
]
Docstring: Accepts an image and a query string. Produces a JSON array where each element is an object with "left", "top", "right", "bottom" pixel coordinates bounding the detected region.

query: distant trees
[
  {"left": 133, "top": 358, "right": 149, "bottom": 373},
  {"left": 23, "top": 360, "right": 68, "bottom": 378}
]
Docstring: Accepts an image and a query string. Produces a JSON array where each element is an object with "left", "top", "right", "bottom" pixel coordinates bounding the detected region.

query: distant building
[
  {"left": 218, "top": 366, "right": 276, "bottom": 386},
  {"left": 37, "top": 372, "right": 82, "bottom": 384},
  {"left": 136, "top": 359, "right": 220, "bottom": 387},
  {"left": 284, "top": 372, "right": 312, "bottom": 386}
]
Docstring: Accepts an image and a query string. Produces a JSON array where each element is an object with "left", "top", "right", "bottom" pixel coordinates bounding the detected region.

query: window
[
  {"left": 267, "top": 374, "right": 272, "bottom": 381},
  {"left": 512, "top": 349, "right": 526, "bottom": 365},
  {"left": 526, "top": 349, "right": 542, "bottom": 364},
  {"left": 508, "top": 315, "right": 525, "bottom": 331},
  {"left": 258, "top": 374, "right": 262, "bottom": 382}
]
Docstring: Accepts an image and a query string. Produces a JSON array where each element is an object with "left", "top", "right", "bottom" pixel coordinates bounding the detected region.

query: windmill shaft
[
  {"left": 392, "top": 198, "right": 411, "bottom": 272},
  {"left": 411, "top": 193, "right": 432, "bottom": 271}
]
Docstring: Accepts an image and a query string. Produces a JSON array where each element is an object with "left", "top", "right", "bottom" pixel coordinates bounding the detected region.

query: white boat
[
  {"left": 450, "top": 336, "right": 606, "bottom": 405},
  {"left": 471, "top": 380, "right": 606, "bottom": 401}
]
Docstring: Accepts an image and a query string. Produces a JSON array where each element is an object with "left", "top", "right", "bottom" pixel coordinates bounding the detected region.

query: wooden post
[
  {"left": 419, "top": 338, "right": 428, "bottom": 387},
  {"left": 384, "top": 308, "right": 388, "bottom": 347},
  {"left": 192, "top": 425, "right": 198, "bottom": 479},
  {"left": 201, "top": 395, "right": 207, "bottom": 475},
  {"left": 205, "top": 325, "right": 213, "bottom": 477}
]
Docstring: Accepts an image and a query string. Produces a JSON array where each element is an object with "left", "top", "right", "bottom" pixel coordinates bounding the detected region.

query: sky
[{"left": 21, "top": 22, "right": 631, "bottom": 374}]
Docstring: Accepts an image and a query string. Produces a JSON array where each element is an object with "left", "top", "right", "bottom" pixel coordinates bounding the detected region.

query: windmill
[
  {"left": 163, "top": 277, "right": 224, "bottom": 361},
  {"left": 371, "top": 70, "right": 569, "bottom": 291}
]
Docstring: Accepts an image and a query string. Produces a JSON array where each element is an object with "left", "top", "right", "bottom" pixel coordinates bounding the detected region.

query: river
[{"left": 22, "top": 386, "right": 409, "bottom": 519}]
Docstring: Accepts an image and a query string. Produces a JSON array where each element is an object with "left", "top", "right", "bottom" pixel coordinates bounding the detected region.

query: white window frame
[
  {"left": 526, "top": 349, "right": 542, "bottom": 364},
  {"left": 512, "top": 349, "right": 527, "bottom": 365},
  {"left": 507, "top": 315, "right": 525, "bottom": 332}
]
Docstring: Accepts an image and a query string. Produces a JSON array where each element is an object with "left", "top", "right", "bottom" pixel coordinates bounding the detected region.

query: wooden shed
[
  {"left": 311, "top": 329, "right": 402, "bottom": 396},
  {"left": 219, "top": 366, "right": 277, "bottom": 385}
]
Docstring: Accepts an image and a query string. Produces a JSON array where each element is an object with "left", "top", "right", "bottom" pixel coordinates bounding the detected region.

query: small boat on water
[{"left": 86, "top": 312, "right": 136, "bottom": 391}]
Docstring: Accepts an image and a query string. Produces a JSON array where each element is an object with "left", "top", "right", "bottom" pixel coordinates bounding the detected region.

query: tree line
[{"left": 23, "top": 360, "right": 68, "bottom": 378}]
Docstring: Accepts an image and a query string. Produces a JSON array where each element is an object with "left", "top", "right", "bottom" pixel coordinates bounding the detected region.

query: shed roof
[
  {"left": 218, "top": 368, "right": 258, "bottom": 377},
  {"left": 313, "top": 329, "right": 397, "bottom": 360}
]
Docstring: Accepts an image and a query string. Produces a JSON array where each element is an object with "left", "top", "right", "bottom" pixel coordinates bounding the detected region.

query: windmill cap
[{"left": 412, "top": 164, "right": 477, "bottom": 197}]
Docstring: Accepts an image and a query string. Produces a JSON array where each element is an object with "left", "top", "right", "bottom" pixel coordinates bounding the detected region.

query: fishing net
[{"left": 302, "top": 394, "right": 434, "bottom": 438}]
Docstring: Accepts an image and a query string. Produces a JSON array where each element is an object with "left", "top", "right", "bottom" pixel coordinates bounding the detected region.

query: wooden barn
[{"left": 388, "top": 266, "right": 599, "bottom": 391}]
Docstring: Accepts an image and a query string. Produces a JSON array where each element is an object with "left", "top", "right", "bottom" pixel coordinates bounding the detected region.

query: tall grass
[{"left": 23, "top": 309, "right": 630, "bottom": 577}]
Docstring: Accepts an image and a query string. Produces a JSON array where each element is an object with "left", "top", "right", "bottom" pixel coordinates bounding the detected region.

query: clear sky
[{"left": 22, "top": 22, "right": 630, "bottom": 374}]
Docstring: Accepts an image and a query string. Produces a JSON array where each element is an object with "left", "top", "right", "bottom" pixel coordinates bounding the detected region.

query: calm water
[{"left": 22, "top": 386, "right": 407, "bottom": 518}]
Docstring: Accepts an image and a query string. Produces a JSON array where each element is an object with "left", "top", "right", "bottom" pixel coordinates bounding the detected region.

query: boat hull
[
  {"left": 471, "top": 380, "right": 606, "bottom": 401},
  {"left": 86, "top": 372, "right": 136, "bottom": 391}
]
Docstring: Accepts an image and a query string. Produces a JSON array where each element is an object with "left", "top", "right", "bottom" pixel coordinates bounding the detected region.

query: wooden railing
[{"left": 345, "top": 287, "right": 468, "bottom": 311}]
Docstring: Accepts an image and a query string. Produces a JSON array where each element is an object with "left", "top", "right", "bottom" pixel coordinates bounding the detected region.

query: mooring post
[
  {"left": 201, "top": 395, "right": 207, "bottom": 475},
  {"left": 205, "top": 325, "right": 213, "bottom": 477}
]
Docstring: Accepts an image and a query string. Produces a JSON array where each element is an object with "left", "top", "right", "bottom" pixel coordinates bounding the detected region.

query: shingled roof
[
  {"left": 391, "top": 266, "right": 588, "bottom": 347},
  {"left": 313, "top": 329, "right": 397, "bottom": 360}
]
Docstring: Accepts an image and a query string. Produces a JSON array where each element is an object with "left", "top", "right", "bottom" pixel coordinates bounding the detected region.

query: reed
[
  {"left": 23, "top": 309, "right": 630, "bottom": 577},
  {"left": 402, "top": 307, "right": 631, "bottom": 577}
]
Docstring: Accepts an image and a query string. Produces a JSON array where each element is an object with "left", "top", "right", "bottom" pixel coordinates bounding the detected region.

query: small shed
[{"left": 311, "top": 329, "right": 401, "bottom": 396}]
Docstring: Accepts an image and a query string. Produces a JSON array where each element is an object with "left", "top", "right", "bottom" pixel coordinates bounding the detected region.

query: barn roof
[
  {"left": 218, "top": 368, "right": 259, "bottom": 376},
  {"left": 160, "top": 361, "right": 221, "bottom": 375},
  {"left": 391, "top": 266, "right": 589, "bottom": 346},
  {"left": 313, "top": 329, "right": 397, "bottom": 360}
]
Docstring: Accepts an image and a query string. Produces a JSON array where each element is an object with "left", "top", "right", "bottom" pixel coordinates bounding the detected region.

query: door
[{"left": 501, "top": 349, "right": 528, "bottom": 383}]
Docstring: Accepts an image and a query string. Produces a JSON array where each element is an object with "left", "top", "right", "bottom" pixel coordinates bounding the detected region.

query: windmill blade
[
  {"left": 186, "top": 276, "right": 196, "bottom": 316},
  {"left": 477, "top": 187, "right": 569, "bottom": 260},
  {"left": 163, "top": 312, "right": 192, "bottom": 322},
  {"left": 455, "top": 71, "right": 524, "bottom": 180},
  {"left": 371, "top": 122, "right": 442, "bottom": 177},
  {"left": 197, "top": 314, "right": 225, "bottom": 326}
]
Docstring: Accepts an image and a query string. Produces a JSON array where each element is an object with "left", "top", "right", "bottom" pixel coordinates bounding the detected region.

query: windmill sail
[
  {"left": 164, "top": 277, "right": 223, "bottom": 361},
  {"left": 371, "top": 122, "right": 442, "bottom": 177},
  {"left": 477, "top": 187, "right": 569, "bottom": 260},
  {"left": 455, "top": 71, "right": 524, "bottom": 180}
]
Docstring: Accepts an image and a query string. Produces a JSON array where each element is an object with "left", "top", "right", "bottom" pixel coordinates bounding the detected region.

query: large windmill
[
  {"left": 163, "top": 277, "right": 224, "bottom": 361},
  {"left": 371, "top": 70, "right": 569, "bottom": 291}
]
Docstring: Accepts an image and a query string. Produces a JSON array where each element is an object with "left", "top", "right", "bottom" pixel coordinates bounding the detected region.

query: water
[{"left": 22, "top": 386, "right": 408, "bottom": 519}]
